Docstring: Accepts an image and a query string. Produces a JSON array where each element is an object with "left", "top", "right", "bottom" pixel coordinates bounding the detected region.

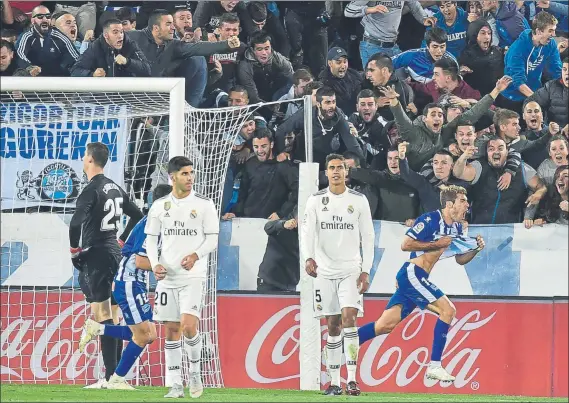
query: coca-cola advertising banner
[{"left": 1, "top": 290, "right": 567, "bottom": 398}]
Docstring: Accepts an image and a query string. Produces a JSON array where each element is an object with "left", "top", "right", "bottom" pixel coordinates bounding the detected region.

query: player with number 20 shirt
[{"left": 69, "top": 142, "right": 143, "bottom": 387}]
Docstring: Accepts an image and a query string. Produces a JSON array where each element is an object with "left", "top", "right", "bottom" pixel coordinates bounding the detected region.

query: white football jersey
[
  {"left": 145, "top": 192, "right": 219, "bottom": 288},
  {"left": 301, "top": 187, "right": 375, "bottom": 279}
]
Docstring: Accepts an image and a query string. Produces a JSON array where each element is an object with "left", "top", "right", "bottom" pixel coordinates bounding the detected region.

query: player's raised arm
[
  {"left": 300, "top": 196, "right": 318, "bottom": 277},
  {"left": 69, "top": 185, "right": 97, "bottom": 249},
  {"left": 118, "top": 191, "right": 144, "bottom": 243}
]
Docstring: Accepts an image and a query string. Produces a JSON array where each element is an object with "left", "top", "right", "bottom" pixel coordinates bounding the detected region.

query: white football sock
[
  {"left": 183, "top": 333, "right": 202, "bottom": 374},
  {"left": 164, "top": 340, "right": 182, "bottom": 387},
  {"left": 327, "top": 335, "right": 343, "bottom": 387},
  {"left": 343, "top": 327, "right": 359, "bottom": 383}
]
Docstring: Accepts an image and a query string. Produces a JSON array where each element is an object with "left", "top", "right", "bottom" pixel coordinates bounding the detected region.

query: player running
[
  {"left": 146, "top": 156, "right": 220, "bottom": 399},
  {"left": 301, "top": 153, "right": 375, "bottom": 396},
  {"left": 357, "top": 185, "right": 485, "bottom": 382},
  {"left": 79, "top": 184, "right": 172, "bottom": 389},
  {"left": 69, "top": 142, "right": 143, "bottom": 389}
]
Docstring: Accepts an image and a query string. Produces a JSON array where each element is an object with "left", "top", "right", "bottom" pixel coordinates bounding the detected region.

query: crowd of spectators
[{"left": 1, "top": 0, "right": 568, "bottom": 291}]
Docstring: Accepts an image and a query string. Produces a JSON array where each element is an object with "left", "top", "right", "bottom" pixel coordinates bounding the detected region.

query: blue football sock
[
  {"left": 115, "top": 341, "right": 145, "bottom": 377},
  {"left": 357, "top": 322, "right": 377, "bottom": 346},
  {"left": 431, "top": 319, "right": 450, "bottom": 362},
  {"left": 103, "top": 324, "right": 133, "bottom": 341}
]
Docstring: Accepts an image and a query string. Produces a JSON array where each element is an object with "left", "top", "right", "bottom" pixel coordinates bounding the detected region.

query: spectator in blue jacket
[
  {"left": 500, "top": 11, "right": 562, "bottom": 114},
  {"left": 422, "top": 1, "right": 470, "bottom": 58},
  {"left": 392, "top": 27, "right": 458, "bottom": 84},
  {"left": 480, "top": 0, "right": 531, "bottom": 48}
]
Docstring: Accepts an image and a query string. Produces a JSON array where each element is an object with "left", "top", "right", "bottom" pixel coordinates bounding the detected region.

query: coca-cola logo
[
  {"left": 1, "top": 299, "right": 104, "bottom": 382},
  {"left": 244, "top": 305, "right": 495, "bottom": 389}
]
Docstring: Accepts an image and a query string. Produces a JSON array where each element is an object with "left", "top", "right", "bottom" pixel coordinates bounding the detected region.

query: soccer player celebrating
[
  {"left": 69, "top": 142, "right": 143, "bottom": 388},
  {"left": 301, "top": 154, "right": 375, "bottom": 396},
  {"left": 79, "top": 184, "right": 172, "bottom": 389},
  {"left": 145, "top": 156, "right": 220, "bottom": 399},
  {"left": 357, "top": 185, "right": 485, "bottom": 382}
]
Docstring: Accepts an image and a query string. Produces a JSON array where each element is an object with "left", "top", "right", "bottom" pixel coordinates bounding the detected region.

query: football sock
[
  {"left": 431, "top": 318, "right": 450, "bottom": 364},
  {"left": 327, "top": 335, "right": 342, "bottom": 387},
  {"left": 100, "top": 319, "right": 118, "bottom": 381},
  {"left": 343, "top": 327, "right": 359, "bottom": 383},
  {"left": 357, "top": 322, "right": 377, "bottom": 345},
  {"left": 183, "top": 333, "right": 202, "bottom": 374},
  {"left": 102, "top": 324, "right": 133, "bottom": 341},
  {"left": 115, "top": 341, "right": 144, "bottom": 377},
  {"left": 165, "top": 340, "right": 183, "bottom": 387}
]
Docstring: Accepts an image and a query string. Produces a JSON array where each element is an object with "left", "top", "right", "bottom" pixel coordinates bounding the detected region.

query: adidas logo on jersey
[
  {"left": 322, "top": 207, "right": 328, "bottom": 211},
  {"left": 165, "top": 212, "right": 170, "bottom": 217}
]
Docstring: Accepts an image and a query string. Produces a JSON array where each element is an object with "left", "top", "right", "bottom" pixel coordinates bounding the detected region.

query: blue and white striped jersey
[
  {"left": 116, "top": 216, "right": 149, "bottom": 283},
  {"left": 406, "top": 210, "right": 478, "bottom": 260}
]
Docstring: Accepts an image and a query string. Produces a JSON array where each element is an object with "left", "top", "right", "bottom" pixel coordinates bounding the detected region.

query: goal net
[{"left": 0, "top": 77, "right": 312, "bottom": 388}]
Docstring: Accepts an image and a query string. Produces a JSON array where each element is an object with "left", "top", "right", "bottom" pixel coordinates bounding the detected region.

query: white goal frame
[{"left": 2, "top": 77, "right": 322, "bottom": 390}]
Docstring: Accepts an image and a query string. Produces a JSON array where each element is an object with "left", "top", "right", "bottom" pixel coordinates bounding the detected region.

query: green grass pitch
[{"left": 1, "top": 384, "right": 565, "bottom": 402}]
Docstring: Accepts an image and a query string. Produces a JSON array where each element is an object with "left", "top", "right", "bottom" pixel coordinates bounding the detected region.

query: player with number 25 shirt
[
  {"left": 69, "top": 142, "right": 143, "bottom": 389},
  {"left": 145, "top": 156, "right": 219, "bottom": 399}
]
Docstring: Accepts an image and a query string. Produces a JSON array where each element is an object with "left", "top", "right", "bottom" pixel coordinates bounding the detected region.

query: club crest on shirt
[
  {"left": 164, "top": 201, "right": 171, "bottom": 211},
  {"left": 190, "top": 210, "right": 197, "bottom": 219},
  {"left": 322, "top": 197, "right": 329, "bottom": 205},
  {"left": 347, "top": 205, "right": 354, "bottom": 214}
]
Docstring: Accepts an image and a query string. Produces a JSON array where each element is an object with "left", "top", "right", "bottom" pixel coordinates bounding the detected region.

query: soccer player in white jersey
[
  {"left": 357, "top": 185, "right": 485, "bottom": 382},
  {"left": 145, "top": 156, "right": 220, "bottom": 399},
  {"left": 301, "top": 153, "right": 375, "bottom": 396}
]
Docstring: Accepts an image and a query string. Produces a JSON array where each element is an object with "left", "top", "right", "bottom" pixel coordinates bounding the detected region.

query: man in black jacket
[
  {"left": 236, "top": 31, "right": 293, "bottom": 105},
  {"left": 16, "top": 5, "right": 79, "bottom": 76},
  {"left": 459, "top": 19, "right": 505, "bottom": 96},
  {"left": 126, "top": 9, "right": 241, "bottom": 107},
  {"left": 319, "top": 47, "right": 363, "bottom": 116},
  {"left": 71, "top": 19, "right": 150, "bottom": 78},
  {"left": 528, "top": 57, "right": 568, "bottom": 128},
  {"left": 257, "top": 210, "right": 300, "bottom": 292},
  {"left": 365, "top": 52, "right": 414, "bottom": 121},
  {"left": 0, "top": 39, "right": 18, "bottom": 76},
  {"left": 275, "top": 86, "right": 364, "bottom": 170},
  {"left": 222, "top": 128, "right": 299, "bottom": 220}
]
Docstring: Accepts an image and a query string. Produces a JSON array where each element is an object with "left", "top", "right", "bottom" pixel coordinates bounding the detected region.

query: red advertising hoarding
[{"left": 1, "top": 290, "right": 567, "bottom": 397}]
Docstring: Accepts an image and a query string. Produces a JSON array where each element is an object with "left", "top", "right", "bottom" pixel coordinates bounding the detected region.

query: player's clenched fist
[
  {"left": 153, "top": 264, "right": 167, "bottom": 281},
  {"left": 475, "top": 235, "right": 485, "bottom": 251},
  {"left": 305, "top": 258, "right": 318, "bottom": 278}
]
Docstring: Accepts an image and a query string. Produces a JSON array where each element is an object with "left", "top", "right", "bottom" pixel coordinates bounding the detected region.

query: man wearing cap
[
  {"left": 345, "top": 0, "right": 436, "bottom": 67},
  {"left": 320, "top": 46, "right": 364, "bottom": 115}
]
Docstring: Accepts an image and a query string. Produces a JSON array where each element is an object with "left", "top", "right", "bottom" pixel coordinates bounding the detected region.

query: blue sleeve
[
  {"left": 548, "top": 1, "right": 568, "bottom": 17},
  {"left": 546, "top": 41, "right": 563, "bottom": 80},
  {"left": 504, "top": 40, "right": 528, "bottom": 89},
  {"left": 392, "top": 50, "right": 415, "bottom": 70},
  {"left": 122, "top": 217, "right": 147, "bottom": 256},
  {"left": 405, "top": 214, "right": 435, "bottom": 241}
]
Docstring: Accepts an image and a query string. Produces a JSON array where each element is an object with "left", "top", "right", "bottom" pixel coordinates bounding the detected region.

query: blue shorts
[
  {"left": 386, "top": 262, "right": 445, "bottom": 321},
  {"left": 113, "top": 280, "right": 153, "bottom": 325}
]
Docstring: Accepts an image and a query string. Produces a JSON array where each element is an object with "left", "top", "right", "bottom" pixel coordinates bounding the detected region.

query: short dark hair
[
  {"left": 343, "top": 151, "right": 362, "bottom": 167},
  {"left": 0, "top": 39, "right": 14, "bottom": 52},
  {"left": 423, "top": 102, "right": 444, "bottom": 116},
  {"left": 367, "top": 52, "right": 394, "bottom": 73},
  {"left": 86, "top": 142, "right": 110, "bottom": 168},
  {"left": 228, "top": 85, "right": 249, "bottom": 98},
  {"left": 357, "top": 89, "right": 376, "bottom": 102},
  {"left": 549, "top": 135, "right": 569, "bottom": 151},
  {"left": 148, "top": 9, "right": 171, "bottom": 30},
  {"left": 425, "top": 26, "right": 448, "bottom": 45},
  {"left": 532, "top": 11, "right": 558, "bottom": 34},
  {"left": 247, "top": 1, "right": 267, "bottom": 23},
  {"left": 250, "top": 31, "right": 271, "bottom": 48},
  {"left": 103, "top": 18, "right": 122, "bottom": 32},
  {"left": 168, "top": 156, "right": 193, "bottom": 174},
  {"left": 493, "top": 108, "right": 519, "bottom": 130},
  {"left": 153, "top": 184, "right": 172, "bottom": 201},
  {"left": 219, "top": 12, "right": 240, "bottom": 26},
  {"left": 439, "top": 184, "right": 467, "bottom": 206},
  {"left": 434, "top": 149, "right": 455, "bottom": 160},
  {"left": 563, "top": 57, "right": 569, "bottom": 64},
  {"left": 316, "top": 86, "right": 335, "bottom": 103},
  {"left": 253, "top": 127, "right": 274, "bottom": 142},
  {"left": 486, "top": 135, "right": 507, "bottom": 152},
  {"left": 293, "top": 68, "right": 313, "bottom": 86},
  {"left": 434, "top": 58, "right": 459, "bottom": 81},
  {"left": 1, "top": 28, "right": 18, "bottom": 39},
  {"left": 116, "top": 6, "right": 136, "bottom": 22},
  {"left": 326, "top": 153, "right": 345, "bottom": 168}
]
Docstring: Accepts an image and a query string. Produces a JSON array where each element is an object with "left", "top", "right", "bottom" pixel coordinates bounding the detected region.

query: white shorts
[
  {"left": 153, "top": 279, "right": 206, "bottom": 322},
  {"left": 312, "top": 273, "right": 364, "bottom": 319}
]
